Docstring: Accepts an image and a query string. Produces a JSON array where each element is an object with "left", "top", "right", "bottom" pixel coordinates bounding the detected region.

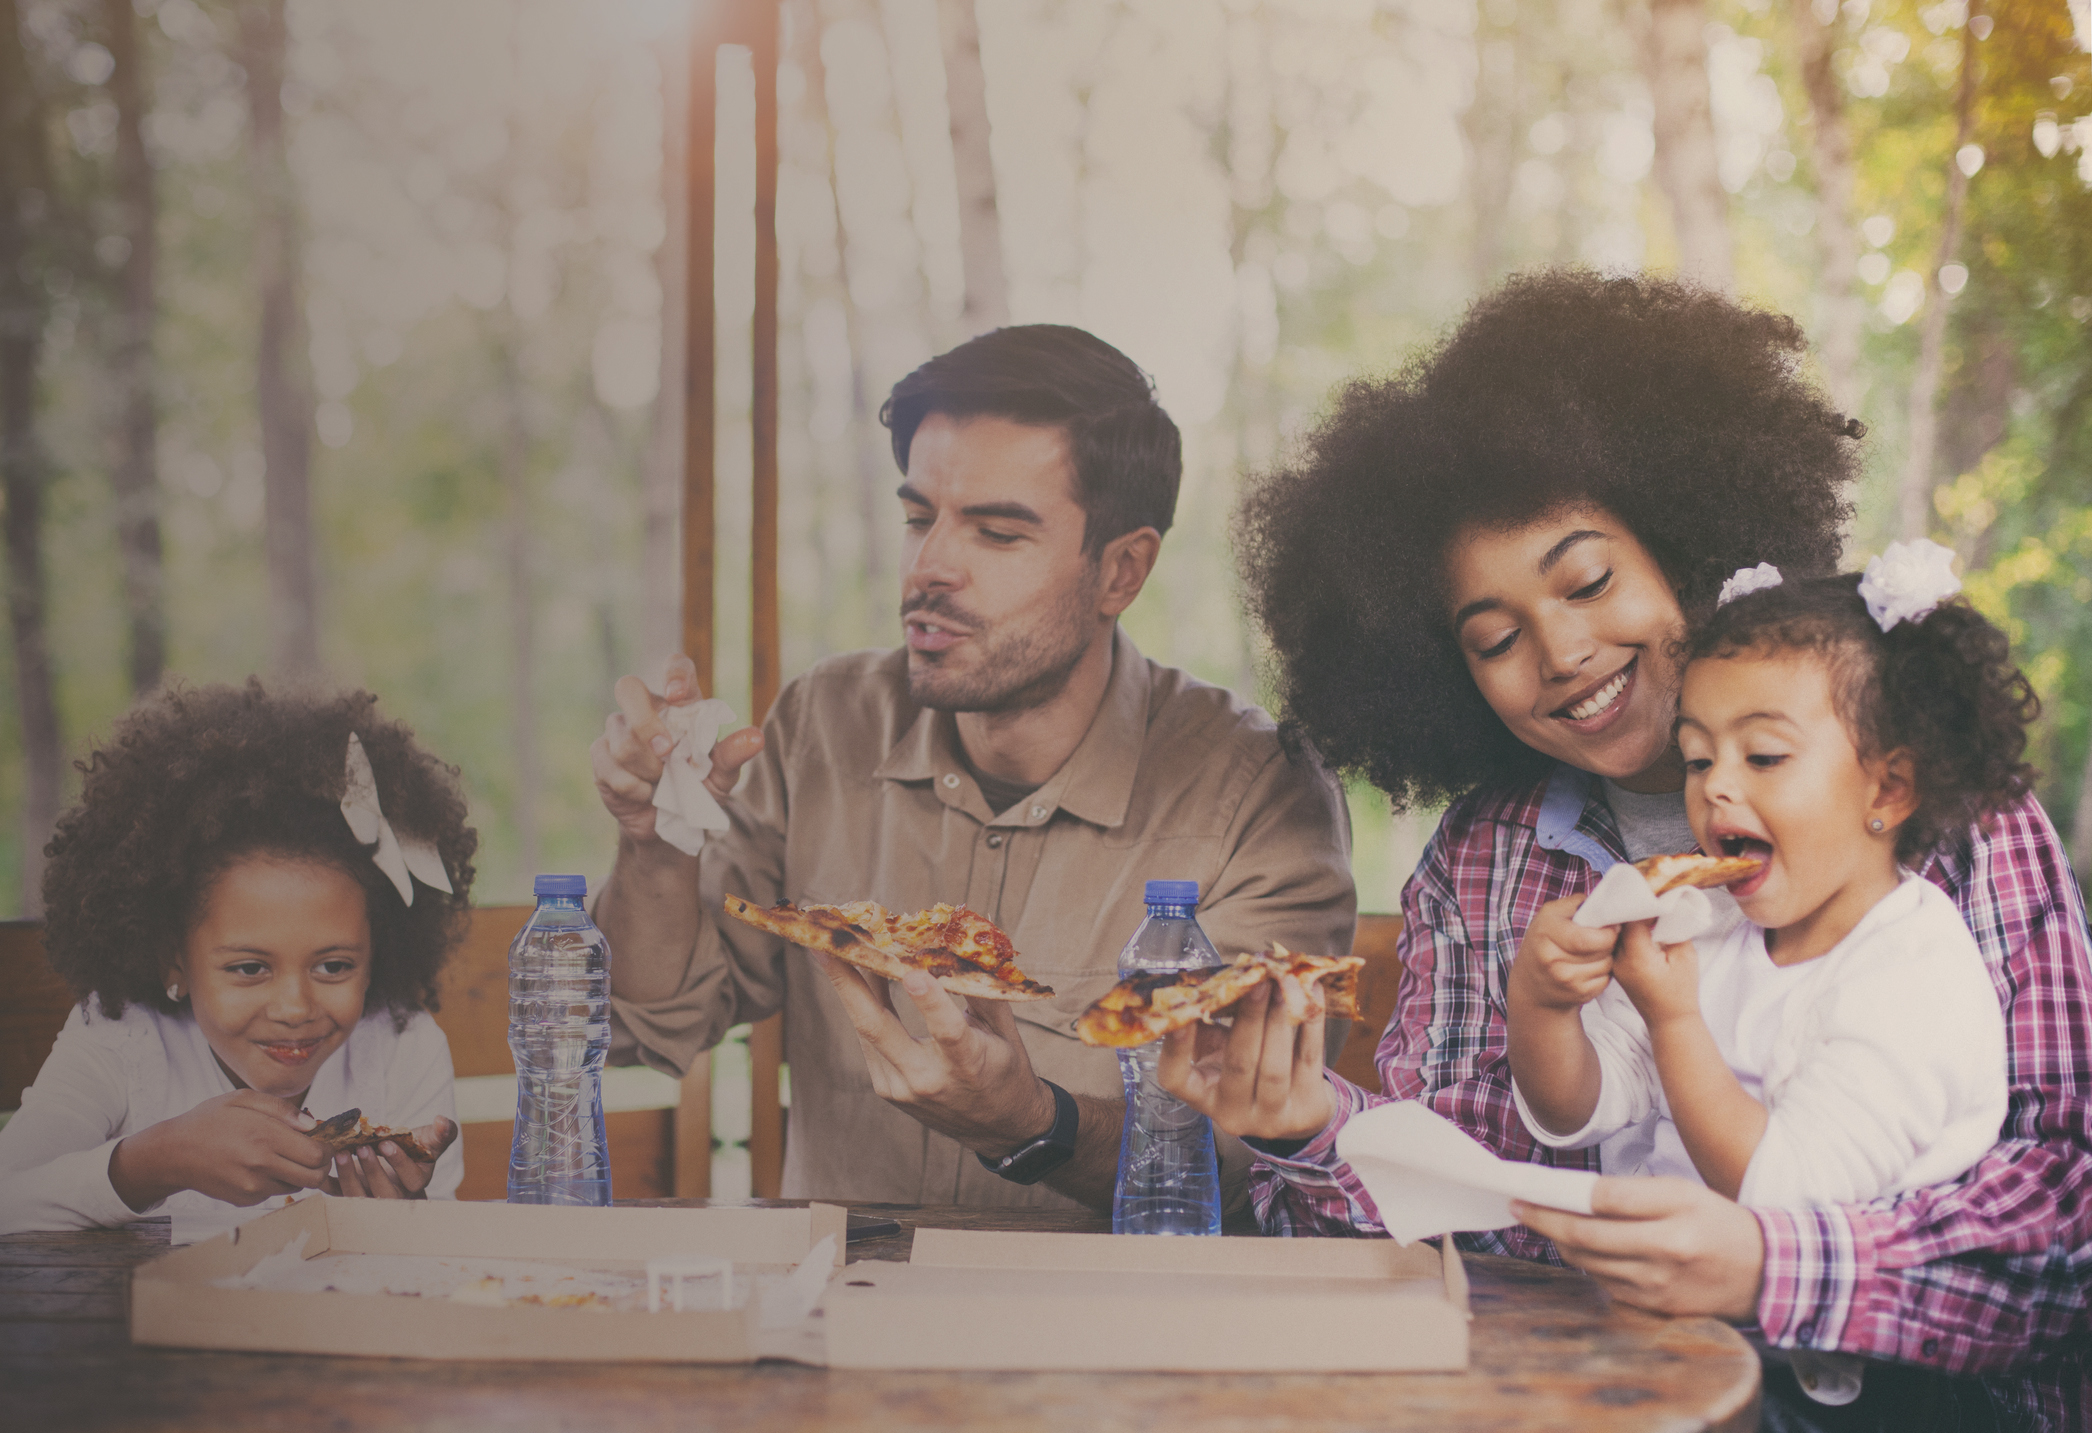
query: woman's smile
[{"left": 1550, "top": 656, "right": 1637, "bottom": 729}]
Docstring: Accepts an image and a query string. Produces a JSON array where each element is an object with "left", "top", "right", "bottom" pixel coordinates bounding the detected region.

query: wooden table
[{"left": 1, "top": 1201, "right": 1760, "bottom": 1431}]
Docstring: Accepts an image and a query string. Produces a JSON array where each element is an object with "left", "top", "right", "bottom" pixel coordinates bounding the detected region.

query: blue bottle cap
[
  {"left": 533, "top": 874, "right": 588, "bottom": 897},
  {"left": 1144, "top": 880, "right": 1198, "bottom": 905}
]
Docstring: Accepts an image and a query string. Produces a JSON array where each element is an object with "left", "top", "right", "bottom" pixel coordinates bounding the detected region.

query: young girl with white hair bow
[
  {"left": 1507, "top": 540, "right": 2025, "bottom": 1404},
  {"left": 0, "top": 683, "right": 475, "bottom": 1243}
]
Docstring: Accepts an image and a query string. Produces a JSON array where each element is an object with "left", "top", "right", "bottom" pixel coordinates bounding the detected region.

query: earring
[
  {"left": 1869, "top": 819, "right": 1885, "bottom": 833},
  {"left": 166, "top": 983, "right": 182, "bottom": 1002}
]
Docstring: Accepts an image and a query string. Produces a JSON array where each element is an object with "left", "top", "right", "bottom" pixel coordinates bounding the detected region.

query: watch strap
[{"left": 976, "top": 1080, "right": 1080, "bottom": 1185}]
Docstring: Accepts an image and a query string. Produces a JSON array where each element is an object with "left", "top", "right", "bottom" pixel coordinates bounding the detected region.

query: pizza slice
[
  {"left": 303, "top": 1108, "right": 439, "bottom": 1162},
  {"left": 722, "top": 895, "right": 1055, "bottom": 1001},
  {"left": 1075, "top": 944, "right": 1366, "bottom": 1048},
  {"left": 1633, "top": 851, "right": 1764, "bottom": 894}
]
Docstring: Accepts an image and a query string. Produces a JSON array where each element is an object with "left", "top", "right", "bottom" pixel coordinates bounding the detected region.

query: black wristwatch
[{"left": 977, "top": 1080, "right": 1079, "bottom": 1185}]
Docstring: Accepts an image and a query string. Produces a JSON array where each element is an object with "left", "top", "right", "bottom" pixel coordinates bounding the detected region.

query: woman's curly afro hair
[
  {"left": 40, "top": 681, "right": 478, "bottom": 1024},
  {"left": 1235, "top": 269, "right": 1860, "bottom": 810},
  {"left": 1687, "top": 577, "right": 2039, "bottom": 863}
]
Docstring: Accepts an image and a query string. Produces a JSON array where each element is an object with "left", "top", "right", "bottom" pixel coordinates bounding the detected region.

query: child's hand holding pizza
[
  {"left": 1608, "top": 920, "right": 1702, "bottom": 1028},
  {"left": 324, "top": 1115, "right": 458, "bottom": 1200},
  {"left": 107, "top": 1090, "right": 330, "bottom": 1211}
]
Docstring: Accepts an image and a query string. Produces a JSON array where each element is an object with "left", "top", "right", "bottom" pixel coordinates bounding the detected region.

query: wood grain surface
[{"left": 0, "top": 1200, "right": 1760, "bottom": 1432}]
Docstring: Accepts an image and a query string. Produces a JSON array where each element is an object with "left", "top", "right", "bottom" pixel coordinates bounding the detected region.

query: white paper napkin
[
  {"left": 759, "top": 1234, "right": 838, "bottom": 1330},
  {"left": 651, "top": 698, "right": 738, "bottom": 856},
  {"left": 1571, "top": 861, "right": 1715, "bottom": 945},
  {"left": 1334, "top": 1101, "right": 1599, "bottom": 1245}
]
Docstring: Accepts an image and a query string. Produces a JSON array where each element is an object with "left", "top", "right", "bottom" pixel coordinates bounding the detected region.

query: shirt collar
[
  {"left": 873, "top": 627, "right": 1150, "bottom": 830},
  {"left": 1533, "top": 762, "right": 1626, "bottom": 874}
]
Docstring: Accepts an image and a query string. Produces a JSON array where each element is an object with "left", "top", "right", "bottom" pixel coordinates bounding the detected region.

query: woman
[{"left": 1166, "top": 272, "right": 2090, "bottom": 1428}]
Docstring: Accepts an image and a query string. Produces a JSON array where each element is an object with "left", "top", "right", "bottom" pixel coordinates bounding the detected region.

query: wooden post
[
  {"left": 672, "top": 8, "right": 720, "bottom": 1201},
  {"left": 746, "top": 0, "right": 786, "bottom": 1203}
]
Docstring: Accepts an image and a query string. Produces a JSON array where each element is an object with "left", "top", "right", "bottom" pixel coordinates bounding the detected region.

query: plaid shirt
[{"left": 1252, "top": 766, "right": 2092, "bottom": 1426}]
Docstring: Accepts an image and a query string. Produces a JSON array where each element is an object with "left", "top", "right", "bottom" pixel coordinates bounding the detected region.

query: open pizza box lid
[
  {"left": 822, "top": 1227, "right": 1470, "bottom": 1373},
  {"left": 130, "top": 1196, "right": 846, "bottom": 1363}
]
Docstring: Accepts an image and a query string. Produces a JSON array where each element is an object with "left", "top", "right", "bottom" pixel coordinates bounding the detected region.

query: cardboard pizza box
[
  {"left": 130, "top": 1196, "right": 846, "bottom": 1363},
  {"left": 822, "top": 1227, "right": 1470, "bottom": 1373}
]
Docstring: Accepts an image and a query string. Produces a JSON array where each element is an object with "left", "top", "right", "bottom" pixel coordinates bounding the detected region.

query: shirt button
[
  {"left": 1029, "top": 804, "right": 1047, "bottom": 821},
  {"left": 1796, "top": 1323, "right": 1815, "bottom": 1343},
  {"left": 1922, "top": 1338, "right": 1940, "bottom": 1357},
  {"left": 942, "top": 773, "right": 960, "bottom": 789},
  {"left": 986, "top": 832, "right": 1004, "bottom": 849}
]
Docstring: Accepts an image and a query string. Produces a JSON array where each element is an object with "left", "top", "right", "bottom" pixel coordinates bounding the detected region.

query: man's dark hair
[
  {"left": 880, "top": 324, "right": 1182, "bottom": 556},
  {"left": 1235, "top": 270, "right": 1861, "bottom": 811}
]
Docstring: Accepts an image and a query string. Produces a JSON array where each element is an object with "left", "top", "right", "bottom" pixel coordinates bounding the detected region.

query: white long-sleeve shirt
[
  {"left": 1514, "top": 871, "right": 2009, "bottom": 1209},
  {"left": 0, "top": 1000, "right": 462, "bottom": 1244}
]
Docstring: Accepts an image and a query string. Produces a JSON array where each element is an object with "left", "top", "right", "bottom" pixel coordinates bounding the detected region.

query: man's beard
[{"left": 903, "top": 575, "right": 1100, "bottom": 714}]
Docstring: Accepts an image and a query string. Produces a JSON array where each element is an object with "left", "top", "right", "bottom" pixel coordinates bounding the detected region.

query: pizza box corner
[{"left": 129, "top": 1195, "right": 847, "bottom": 1363}]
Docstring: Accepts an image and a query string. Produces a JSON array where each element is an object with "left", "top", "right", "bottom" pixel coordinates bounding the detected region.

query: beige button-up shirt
[{"left": 609, "top": 631, "right": 1356, "bottom": 1209}]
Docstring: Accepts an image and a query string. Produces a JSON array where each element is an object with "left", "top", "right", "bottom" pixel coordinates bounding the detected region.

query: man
[{"left": 590, "top": 324, "right": 1355, "bottom": 1210}]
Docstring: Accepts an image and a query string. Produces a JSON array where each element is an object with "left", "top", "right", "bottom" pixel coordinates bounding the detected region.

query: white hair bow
[
  {"left": 1858, "top": 539, "right": 1961, "bottom": 632},
  {"left": 341, "top": 734, "right": 454, "bottom": 905},
  {"left": 1717, "top": 562, "right": 1783, "bottom": 608}
]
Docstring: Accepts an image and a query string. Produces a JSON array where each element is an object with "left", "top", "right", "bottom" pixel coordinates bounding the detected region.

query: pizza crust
[
  {"left": 1632, "top": 851, "right": 1764, "bottom": 894},
  {"left": 722, "top": 894, "right": 1055, "bottom": 1001},
  {"left": 303, "top": 1108, "right": 438, "bottom": 1162}
]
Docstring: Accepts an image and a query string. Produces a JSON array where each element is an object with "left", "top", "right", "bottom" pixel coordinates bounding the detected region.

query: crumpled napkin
[
  {"left": 1571, "top": 861, "right": 1715, "bottom": 945},
  {"left": 1336, "top": 1102, "right": 1599, "bottom": 1245},
  {"left": 651, "top": 698, "right": 738, "bottom": 856}
]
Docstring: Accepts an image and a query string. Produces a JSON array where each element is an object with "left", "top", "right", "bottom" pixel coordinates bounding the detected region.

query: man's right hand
[{"left": 591, "top": 653, "right": 766, "bottom": 844}]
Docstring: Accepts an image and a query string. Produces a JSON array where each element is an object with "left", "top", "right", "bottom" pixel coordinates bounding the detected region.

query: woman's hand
[
  {"left": 325, "top": 1116, "right": 458, "bottom": 1200},
  {"left": 107, "top": 1090, "right": 330, "bottom": 1212},
  {"left": 1509, "top": 895, "right": 1617, "bottom": 1014},
  {"left": 1156, "top": 980, "right": 1335, "bottom": 1144},
  {"left": 1513, "top": 1176, "right": 1765, "bottom": 1320},
  {"left": 1609, "top": 920, "right": 1701, "bottom": 1027}
]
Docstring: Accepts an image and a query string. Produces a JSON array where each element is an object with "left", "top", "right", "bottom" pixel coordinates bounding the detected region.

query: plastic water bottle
[
  {"left": 1112, "top": 880, "right": 1222, "bottom": 1235},
  {"left": 507, "top": 875, "right": 612, "bottom": 1206}
]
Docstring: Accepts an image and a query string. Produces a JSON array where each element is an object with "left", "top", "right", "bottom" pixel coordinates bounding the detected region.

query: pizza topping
[
  {"left": 1075, "top": 944, "right": 1366, "bottom": 1048},
  {"left": 723, "top": 895, "right": 1054, "bottom": 1001}
]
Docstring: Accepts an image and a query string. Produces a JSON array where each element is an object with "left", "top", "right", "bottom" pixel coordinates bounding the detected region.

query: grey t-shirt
[{"left": 1600, "top": 778, "right": 1698, "bottom": 860}]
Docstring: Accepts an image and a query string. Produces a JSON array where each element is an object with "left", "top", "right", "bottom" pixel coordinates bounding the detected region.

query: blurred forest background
[{"left": 3, "top": 0, "right": 2090, "bottom": 920}]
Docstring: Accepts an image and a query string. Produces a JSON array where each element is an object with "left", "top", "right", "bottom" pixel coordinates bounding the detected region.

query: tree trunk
[
  {"left": 106, "top": 0, "right": 165, "bottom": 694},
  {"left": 496, "top": 324, "right": 539, "bottom": 879},
  {"left": 0, "top": 0, "right": 61, "bottom": 915},
  {"left": 2074, "top": 731, "right": 2092, "bottom": 885},
  {"left": 641, "top": 21, "right": 688, "bottom": 673},
  {"left": 1791, "top": 0, "right": 1863, "bottom": 417},
  {"left": 807, "top": 0, "right": 888, "bottom": 585},
  {"left": 1463, "top": 3, "right": 1521, "bottom": 294},
  {"left": 241, "top": 0, "right": 320, "bottom": 680},
  {"left": 1638, "top": 0, "right": 1733, "bottom": 289},
  {"left": 1898, "top": 8, "right": 1981, "bottom": 541},
  {"left": 935, "top": 0, "right": 1007, "bottom": 333}
]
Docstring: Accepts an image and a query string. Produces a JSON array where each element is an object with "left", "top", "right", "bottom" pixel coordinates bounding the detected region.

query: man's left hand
[
  {"left": 1512, "top": 1175, "right": 1765, "bottom": 1320},
  {"left": 809, "top": 950, "right": 1056, "bottom": 1157}
]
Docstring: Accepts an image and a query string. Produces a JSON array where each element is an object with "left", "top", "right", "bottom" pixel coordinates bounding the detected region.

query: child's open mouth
[{"left": 1714, "top": 834, "right": 1775, "bottom": 897}]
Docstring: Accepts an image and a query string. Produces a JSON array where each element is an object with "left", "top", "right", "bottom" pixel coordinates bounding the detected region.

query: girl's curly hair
[
  {"left": 40, "top": 681, "right": 477, "bottom": 1024},
  {"left": 1687, "top": 577, "right": 2039, "bottom": 862},
  {"left": 1235, "top": 269, "right": 1860, "bottom": 810}
]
